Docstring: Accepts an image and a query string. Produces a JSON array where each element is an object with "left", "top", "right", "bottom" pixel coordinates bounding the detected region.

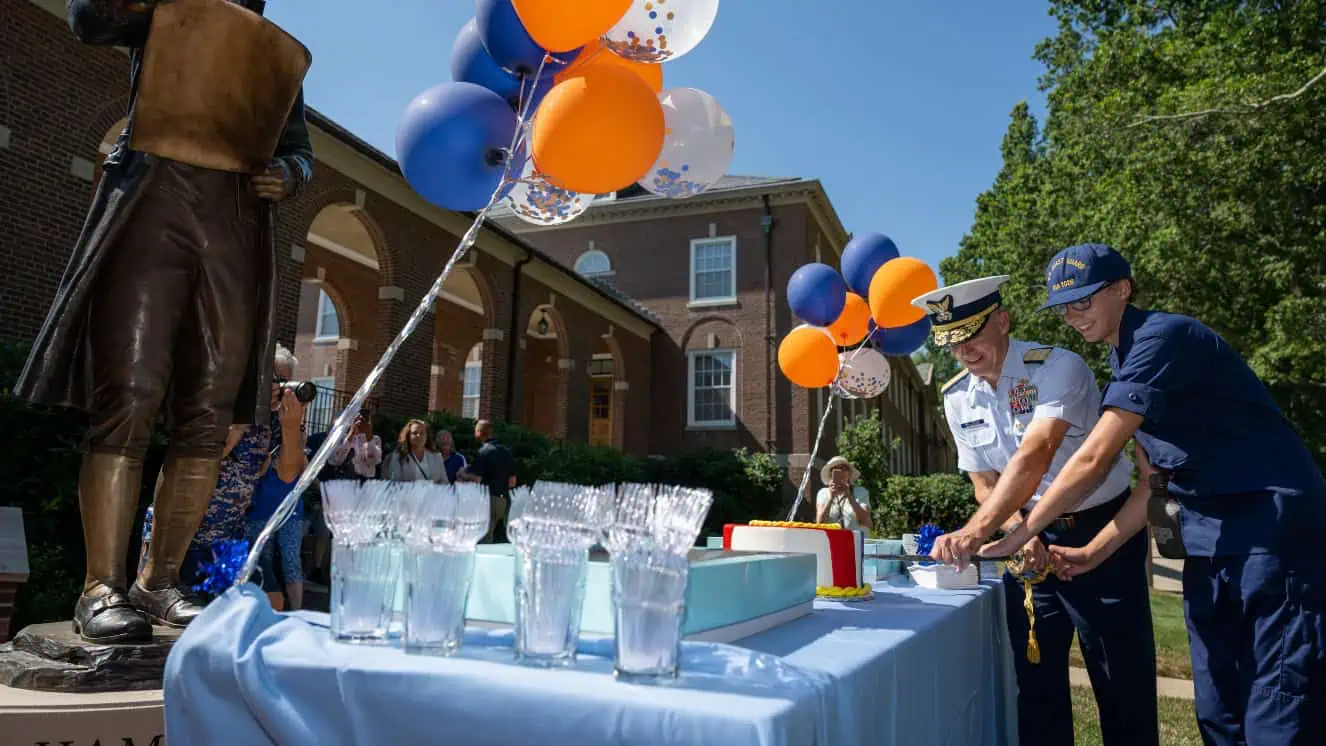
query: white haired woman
[{"left": 815, "top": 456, "right": 873, "bottom": 531}]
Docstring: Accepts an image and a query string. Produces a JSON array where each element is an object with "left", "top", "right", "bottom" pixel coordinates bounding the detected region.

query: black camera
[{"left": 279, "top": 380, "right": 319, "bottom": 404}]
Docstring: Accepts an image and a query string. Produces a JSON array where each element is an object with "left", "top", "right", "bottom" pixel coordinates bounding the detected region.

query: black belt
[{"left": 1024, "top": 487, "right": 1130, "bottom": 532}]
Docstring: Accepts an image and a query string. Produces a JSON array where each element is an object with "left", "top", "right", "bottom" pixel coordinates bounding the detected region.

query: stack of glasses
[
  {"left": 603, "top": 483, "right": 713, "bottom": 681},
  {"left": 506, "top": 481, "right": 613, "bottom": 667},
  {"left": 320, "top": 479, "right": 490, "bottom": 653},
  {"left": 320, "top": 479, "right": 714, "bottom": 682}
]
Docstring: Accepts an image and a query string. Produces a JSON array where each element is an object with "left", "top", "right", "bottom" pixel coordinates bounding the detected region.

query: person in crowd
[
  {"left": 384, "top": 419, "right": 445, "bottom": 482},
  {"left": 434, "top": 429, "right": 467, "bottom": 485},
  {"left": 918, "top": 274, "right": 1159, "bottom": 746},
  {"left": 244, "top": 383, "right": 308, "bottom": 612},
  {"left": 459, "top": 419, "right": 518, "bottom": 543},
  {"left": 138, "top": 344, "right": 302, "bottom": 593},
  {"left": 814, "top": 456, "right": 872, "bottom": 531},
  {"left": 329, "top": 409, "right": 382, "bottom": 481},
  {"left": 975, "top": 244, "right": 1326, "bottom": 746}
]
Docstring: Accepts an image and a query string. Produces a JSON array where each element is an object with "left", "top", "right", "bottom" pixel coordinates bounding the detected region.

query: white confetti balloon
[
  {"left": 603, "top": 0, "right": 721, "bottom": 63},
  {"left": 832, "top": 348, "right": 891, "bottom": 400},
  {"left": 504, "top": 155, "right": 595, "bottom": 226},
  {"left": 637, "top": 87, "right": 734, "bottom": 199}
]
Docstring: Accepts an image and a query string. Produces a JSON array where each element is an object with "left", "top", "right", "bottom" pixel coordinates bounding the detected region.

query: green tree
[{"left": 944, "top": 0, "right": 1326, "bottom": 466}]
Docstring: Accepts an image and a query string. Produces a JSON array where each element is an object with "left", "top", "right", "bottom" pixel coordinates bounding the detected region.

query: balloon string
[
  {"left": 783, "top": 326, "right": 880, "bottom": 521},
  {"left": 235, "top": 56, "right": 546, "bottom": 588}
]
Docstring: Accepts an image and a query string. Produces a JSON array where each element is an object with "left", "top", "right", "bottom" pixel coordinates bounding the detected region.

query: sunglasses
[{"left": 1053, "top": 282, "right": 1118, "bottom": 316}]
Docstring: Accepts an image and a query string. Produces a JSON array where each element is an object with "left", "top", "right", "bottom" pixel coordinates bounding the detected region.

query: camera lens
[{"left": 293, "top": 381, "right": 318, "bottom": 404}]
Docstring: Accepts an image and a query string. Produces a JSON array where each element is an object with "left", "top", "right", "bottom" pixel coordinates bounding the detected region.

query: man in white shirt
[{"left": 913, "top": 275, "right": 1158, "bottom": 746}]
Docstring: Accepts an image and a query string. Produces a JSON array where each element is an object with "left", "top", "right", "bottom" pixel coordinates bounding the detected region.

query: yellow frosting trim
[
  {"left": 816, "top": 584, "right": 873, "bottom": 598},
  {"left": 749, "top": 520, "right": 842, "bottom": 530}
]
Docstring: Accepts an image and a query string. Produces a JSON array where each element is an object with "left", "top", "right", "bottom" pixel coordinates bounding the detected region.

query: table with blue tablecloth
[{"left": 164, "top": 574, "right": 1017, "bottom": 746}]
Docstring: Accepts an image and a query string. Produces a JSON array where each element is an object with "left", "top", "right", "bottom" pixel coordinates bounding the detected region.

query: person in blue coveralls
[
  {"left": 915, "top": 275, "right": 1159, "bottom": 746},
  {"left": 976, "top": 243, "right": 1326, "bottom": 746}
]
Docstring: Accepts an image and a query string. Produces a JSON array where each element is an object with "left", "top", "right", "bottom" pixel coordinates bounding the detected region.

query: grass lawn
[
  {"left": 1071, "top": 687, "right": 1202, "bottom": 745},
  {"left": 1069, "top": 588, "right": 1192, "bottom": 679}
]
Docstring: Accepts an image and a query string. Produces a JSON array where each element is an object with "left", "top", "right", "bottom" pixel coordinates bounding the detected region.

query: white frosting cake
[{"left": 723, "top": 522, "right": 865, "bottom": 593}]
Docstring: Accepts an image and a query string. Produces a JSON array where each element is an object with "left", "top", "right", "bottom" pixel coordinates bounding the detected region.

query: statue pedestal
[
  {"left": 0, "top": 622, "right": 172, "bottom": 743},
  {"left": 0, "top": 621, "right": 182, "bottom": 693}
]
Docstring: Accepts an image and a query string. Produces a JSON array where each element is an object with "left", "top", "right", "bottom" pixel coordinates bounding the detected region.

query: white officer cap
[{"left": 910, "top": 275, "right": 1011, "bottom": 346}]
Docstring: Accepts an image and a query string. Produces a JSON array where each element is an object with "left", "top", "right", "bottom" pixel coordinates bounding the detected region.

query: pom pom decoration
[
  {"left": 530, "top": 64, "right": 666, "bottom": 194},
  {"left": 192, "top": 539, "right": 252, "bottom": 596},
  {"left": 396, "top": 82, "right": 520, "bottom": 212},
  {"left": 513, "top": 0, "right": 634, "bottom": 53},
  {"left": 787, "top": 263, "right": 848, "bottom": 328},
  {"left": 868, "top": 256, "right": 936, "bottom": 328},
  {"left": 912, "top": 523, "right": 945, "bottom": 565},
  {"left": 777, "top": 325, "right": 840, "bottom": 389}
]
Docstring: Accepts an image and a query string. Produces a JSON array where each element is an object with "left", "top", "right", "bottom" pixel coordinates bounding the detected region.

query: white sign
[{"left": 0, "top": 507, "right": 28, "bottom": 581}]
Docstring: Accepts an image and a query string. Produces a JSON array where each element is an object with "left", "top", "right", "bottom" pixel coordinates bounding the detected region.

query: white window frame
[
  {"left": 688, "top": 236, "right": 737, "bottom": 306},
  {"left": 686, "top": 348, "right": 737, "bottom": 429},
  {"left": 313, "top": 290, "right": 339, "bottom": 343},
  {"left": 574, "top": 249, "right": 614, "bottom": 278},
  {"left": 461, "top": 361, "right": 482, "bottom": 419}
]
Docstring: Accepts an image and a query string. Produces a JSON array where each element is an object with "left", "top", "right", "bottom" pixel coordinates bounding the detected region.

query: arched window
[{"left": 574, "top": 250, "right": 612, "bottom": 277}]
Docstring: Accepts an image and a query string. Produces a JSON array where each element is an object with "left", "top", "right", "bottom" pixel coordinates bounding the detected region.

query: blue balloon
[
  {"left": 841, "top": 232, "right": 901, "bottom": 297},
  {"left": 787, "top": 263, "right": 848, "bottom": 327},
  {"left": 451, "top": 18, "right": 557, "bottom": 113},
  {"left": 475, "top": 0, "right": 579, "bottom": 77},
  {"left": 876, "top": 317, "right": 931, "bottom": 356},
  {"left": 396, "top": 82, "right": 519, "bottom": 212}
]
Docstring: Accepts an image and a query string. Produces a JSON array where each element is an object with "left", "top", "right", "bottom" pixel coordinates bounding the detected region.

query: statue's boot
[
  {"left": 129, "top": 455, "right": 218, "bottom": 627},
  {"left": 73, "top": 452, "right": 154, "bottom": 644}
]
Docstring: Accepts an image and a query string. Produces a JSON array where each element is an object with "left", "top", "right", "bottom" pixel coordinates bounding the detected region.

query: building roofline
[{"left": 303, "top": 110, "right": 658, "bottom": 331}]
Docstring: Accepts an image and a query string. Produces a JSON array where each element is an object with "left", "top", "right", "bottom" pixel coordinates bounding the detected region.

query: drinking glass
[
  {"left": 513, "top": 543, "right": 589, "bottom": 666},
  {"left": 611, "top": 548, "right": 690, "bottom": 681},
  {"left": 401, "top": 483, "right": 489, "bottom": 656},
  {"left": 322, "top": 479, "right": 396, "bottom": 643}
]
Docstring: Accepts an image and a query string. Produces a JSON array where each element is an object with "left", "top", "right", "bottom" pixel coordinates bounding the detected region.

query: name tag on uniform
[
  {"left": 1009, "top": 378, "right": 1038, "bottom": 417},
  {"left": 960, "top": 419, "right": 988, "bottom": 430}
]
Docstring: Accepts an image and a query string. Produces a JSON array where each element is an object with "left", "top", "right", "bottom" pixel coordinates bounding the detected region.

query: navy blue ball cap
[{"left": 1040, "top": 243, "right": 1132, "bottom": 310}]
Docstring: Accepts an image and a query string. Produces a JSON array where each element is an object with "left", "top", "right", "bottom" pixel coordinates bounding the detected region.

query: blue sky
[{"left": 266, "top": 1, "right": 1058, "bottom": 276}]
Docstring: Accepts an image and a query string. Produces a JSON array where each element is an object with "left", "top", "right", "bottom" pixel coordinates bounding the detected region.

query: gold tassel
[{"left": 1023, "top": 579, "right": 1040, "bottom": 663}]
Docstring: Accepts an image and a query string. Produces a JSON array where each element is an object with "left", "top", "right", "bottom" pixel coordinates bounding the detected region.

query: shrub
[{"left": 873, "top": 473, "right": 977, "bottom": 538}]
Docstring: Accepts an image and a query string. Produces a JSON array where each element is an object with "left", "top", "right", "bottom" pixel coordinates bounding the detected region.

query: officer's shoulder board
[
  {"left": 940, "top": 369, "right": 970, "bottom": 395},
  {"left": 1023, "top": 346, "right": 1053, "bottom": 365}
]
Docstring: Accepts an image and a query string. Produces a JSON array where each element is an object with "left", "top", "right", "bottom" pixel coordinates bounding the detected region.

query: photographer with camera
[
  {"left": 244, "top": 367, "right": 309, "bottom": 611},
  {"left": 138, "top": 344, "right": 311, "bottom": 605}
]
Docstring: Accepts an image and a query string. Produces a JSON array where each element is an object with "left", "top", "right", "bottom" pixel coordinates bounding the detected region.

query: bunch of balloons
[
  {"left": 396, "top": 0, "right": 735, "bottom": 227},
  {"left": 777, "top": 233, "right": 938, "bottom": 395}
]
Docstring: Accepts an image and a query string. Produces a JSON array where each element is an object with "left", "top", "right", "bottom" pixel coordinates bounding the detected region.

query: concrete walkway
[
  {"left": 1069, "top": 666, "right": 1194, "bottom": 700},
  {"left": 1151, "top": 537, "right": 1183, "bottom": 593}
]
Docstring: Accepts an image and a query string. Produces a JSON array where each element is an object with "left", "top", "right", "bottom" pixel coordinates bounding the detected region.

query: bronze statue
[{"left": 15, "top": 0, "right": 312, "bottom": 643}]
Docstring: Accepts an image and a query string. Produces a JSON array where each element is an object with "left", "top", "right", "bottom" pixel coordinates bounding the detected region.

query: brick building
[
  {"left": 492, "top": 178, "right": 958, "bottom": 478},
  {"left": 1, "top": 0, "right": 656, "bottom": 454},
  {"left": 0, "top": 0, "right": 953, "bottom": 482}
]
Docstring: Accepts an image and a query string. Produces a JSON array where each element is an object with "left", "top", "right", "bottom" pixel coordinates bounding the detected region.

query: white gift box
[{"left": 907, "top": 562, "right": 980, "bottom": 589}]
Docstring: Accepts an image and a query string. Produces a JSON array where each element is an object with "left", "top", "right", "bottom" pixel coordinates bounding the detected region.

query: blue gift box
[{"left": 464, "top": 545, "right": 817, "bottom": 642}]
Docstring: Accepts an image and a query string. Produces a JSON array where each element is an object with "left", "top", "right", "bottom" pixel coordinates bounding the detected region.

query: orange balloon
[
  {"left": 555, "top": 40, "right": 663, "bottom": 94},
  {"left": 826, "top": 293, "right": 871, "bottom": 347},
  {"left": 869, "top": 257, "right": 937, "bottom": 328},
  {"left": 531, "top": 65, "right": 665, "bottom": 194},
  {"left": 778, "top": 326, "right": 841, "bottom": 389},
  {"left": 513, "top": 0, "right": 632, "bottom": 53}
]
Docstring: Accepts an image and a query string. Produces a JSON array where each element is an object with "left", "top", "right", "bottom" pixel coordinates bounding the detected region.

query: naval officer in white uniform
[{"left": 915, "top": 275, "right": 1158, "bottom": 746}]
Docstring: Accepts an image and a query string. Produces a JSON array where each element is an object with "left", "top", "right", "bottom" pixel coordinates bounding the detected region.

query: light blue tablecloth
[{"left": 164, "top": 577, "right": 1016, "bottom": 746}]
